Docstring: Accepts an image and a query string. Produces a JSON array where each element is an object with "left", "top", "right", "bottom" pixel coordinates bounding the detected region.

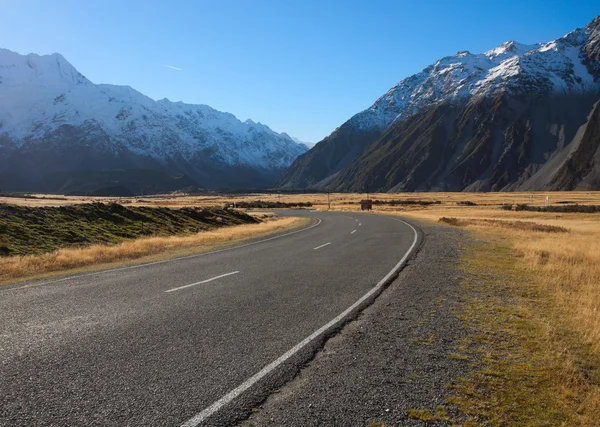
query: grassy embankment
[{"left": 0, "top": 202, "right": 308, "bottom": 283}]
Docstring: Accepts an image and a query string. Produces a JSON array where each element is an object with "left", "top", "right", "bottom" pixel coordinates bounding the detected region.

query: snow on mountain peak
[
  {"left": 0, "top": 48, "right": 307, "bottom": 170},
  {"left": 0, "top": 48, "right": 90, "bottom": 87},
  {"left": 349, "top": 17, "right": 600, "bottom": 132},
  {"left": 485, "top": 40, "right": 540, "bottom": 60}
]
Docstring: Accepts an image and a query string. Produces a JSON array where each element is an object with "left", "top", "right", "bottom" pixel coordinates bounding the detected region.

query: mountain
[
  {"left": 277, "top": 16, "right": 600, "bottom": 192},
  {"left": 0, "top": 49, "right": 307, "bottom": 195},
  {"left": 291, "top": 137, "right": 315, "bottom": 148}
]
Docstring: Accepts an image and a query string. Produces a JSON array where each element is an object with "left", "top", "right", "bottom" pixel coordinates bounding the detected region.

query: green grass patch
[
  {"left": 0, "top": 202, "right": 259, "bottom": 256},
  {"left": 448, "top": 237, "right": 600, "bottom": 426},
  {"left": 406, "top": 406, "right": 450, "bottom": 422}
]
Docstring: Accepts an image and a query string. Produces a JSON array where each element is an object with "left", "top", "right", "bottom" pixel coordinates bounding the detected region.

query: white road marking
[
  {"left": 4, "top": 218, "right": 322, "bottom": 293},
  {"left": 351, "top": 230, "right": 357, "bottom": 234},
  {"left": 179, "top": 217, "right": 419, "bottom": 427},
  {"left": 313, "top": 242, "right": 332, "bottom": 250},
  {"left": 358, "top": 223, "right": 362, "bottom": 226},
  {"left": 165, "top": 271, "right": 240, "bottom": 293}
]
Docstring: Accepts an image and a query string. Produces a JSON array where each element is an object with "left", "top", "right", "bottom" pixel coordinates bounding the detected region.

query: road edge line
[{"left": 180, "top": 215, "right": 423, "bottom": 427}]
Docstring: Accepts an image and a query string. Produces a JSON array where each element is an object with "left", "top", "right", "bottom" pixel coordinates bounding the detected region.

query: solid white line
[
  {"left": 313, "top": 242, "right": 331, "bottom": 250},
  {"left": 165, "top": 271, "right": 240, "bottom": 293},
  {"left": 179, "top": 216, "right": 419, "bottom": 427},
  {"left": 4, "top": 218, "right": 322, "bottom": 293},
  {"left": 351, "top": 230, "right": 357, "bottom": 234}
]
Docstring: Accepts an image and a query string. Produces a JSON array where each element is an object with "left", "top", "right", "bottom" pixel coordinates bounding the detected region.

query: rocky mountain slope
[
  {"left": 0, "top": 49, "right": 307, "bottom": 194},
  {"left": 278, "top": 16, "right": 600, "bottom": 192}
]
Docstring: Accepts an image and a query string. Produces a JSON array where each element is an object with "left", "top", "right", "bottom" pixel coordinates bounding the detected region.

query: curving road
[{"left": 0, "top": 211, "right": 420, "bottom": 426}]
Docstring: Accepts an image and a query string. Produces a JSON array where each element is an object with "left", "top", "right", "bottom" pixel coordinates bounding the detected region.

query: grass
[
  {"left": 444, "top": 238, "right": 600, "bottom": 426},
  {"left": 0, "top": 204, "right": 309, "bottom": 283},
  {"left": 406, "top": 406, "right": 450, "bottom": 422},
  {"left": 395, "top": 202, "right": 600, "bottom": 425},
  {"left": 0, "top": 202, "right": 260, "bottom": 256},
  {"left": 3, "top": 190, "right": 600, "bottom": 210},
  {"left": 438, "top": 217, "right": 569, "bottom": 233}
]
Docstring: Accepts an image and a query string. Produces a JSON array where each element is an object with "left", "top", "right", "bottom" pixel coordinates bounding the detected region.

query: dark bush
[
  {"left": 232, "top": 200, "right": 312, "bottom": 209},
  {"left": 514, "top": 205, "right": 600, "bottom": 213},
  {"left": 372, "top": 199, "right": 441, "bottom": 206}
]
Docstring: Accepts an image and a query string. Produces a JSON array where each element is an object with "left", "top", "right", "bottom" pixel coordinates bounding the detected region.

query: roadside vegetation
[
  {"left": 0, "top": 202, "right": 308, "bottom": 283},
  {"left": 0, "top": 202, "right": 260, "bottom": 256},
  {"left": 398, "top": 198, "right": 600, "bottom": 425},
  {"left": 229, "top": 200, "right": 313, "bottom": 209}
]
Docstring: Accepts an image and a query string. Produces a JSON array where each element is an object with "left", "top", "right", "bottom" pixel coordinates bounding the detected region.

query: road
[{"left": 0, "top": 211, "right": 420, "bottom": 426}]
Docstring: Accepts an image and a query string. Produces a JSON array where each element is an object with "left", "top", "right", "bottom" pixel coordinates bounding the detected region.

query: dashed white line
[
  {"left": 5, "top": 218, "right": 322, "bottom": 293},
  {"left": 358, "top": 222, "right": 362, "bottom": 226},
  {"left": 165, "top": 271, "right": 240, "bottom": 293},
  {"left": 351, "top": 230, "right": 357, "bottom": 234},
  {"left": 179, "top": 217, "right": 420, "bottom": 427},
  {"left": 313, "top": 242, "right": 331, "bottom": 250}
]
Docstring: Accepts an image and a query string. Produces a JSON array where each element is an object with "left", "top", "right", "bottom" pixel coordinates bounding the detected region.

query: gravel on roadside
[{"left": 239, "top": 220, "right": 470, "bottom": 426}]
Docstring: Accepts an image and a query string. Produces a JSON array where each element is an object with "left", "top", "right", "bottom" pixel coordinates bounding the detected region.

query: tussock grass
[
  {"left": 3, "top": 190, "right": 600, "bottom": 211},
  {"left": 406, "top": 406, "right": 450, "bottom": 422},
  {"left": 229, "top": 200, "right": 312, "bottom": 209},
  {"left": 439, "top": 217, "right": 569, "bottom": 233},
  {"left": 446, "top": 238, "right": 600, "bottom": 426},
  {"left": 396, "top": 203, "right": 600, "bottom": 424},
  {"left": 0, "top": 202, "right": 259, "bottom": 256},
  {"left": 514, "top": 204, "right": 600, "bottom": 213},
  {"left": 0, "top": 217, "right": 305, "bottom": 283}
]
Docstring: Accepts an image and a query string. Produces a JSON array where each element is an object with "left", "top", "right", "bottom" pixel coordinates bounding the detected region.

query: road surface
[{"left": 0, "top": 210, "right": 420, "bottom": 426}]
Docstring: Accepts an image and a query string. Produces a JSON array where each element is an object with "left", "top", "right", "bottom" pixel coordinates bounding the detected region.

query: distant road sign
[{"left": 361, "top": 199, "right": 373, "bottom": 211}]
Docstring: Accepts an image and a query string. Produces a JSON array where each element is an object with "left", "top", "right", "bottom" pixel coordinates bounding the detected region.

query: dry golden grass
[
  {"left": 3, "top": 190, "right": 599, "bottom": 209},
  {"left": 0, "top": 216, "right": 307, "bottom": 284},
  {"left": 397, "top": 206, "right": 600, "bottom": 354},
  {"left": 377, "top": 197, "right": 600, "bottom": 425}
]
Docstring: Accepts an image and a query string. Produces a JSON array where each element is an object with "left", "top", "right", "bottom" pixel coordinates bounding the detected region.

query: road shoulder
[{"left": 240, "top": 220, "right": 469, "bottom": 426}]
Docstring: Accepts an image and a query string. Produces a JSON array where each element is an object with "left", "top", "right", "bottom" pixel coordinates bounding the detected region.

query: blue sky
[{"left": 1, "top": 1, "right": 598, "bottom": 143}]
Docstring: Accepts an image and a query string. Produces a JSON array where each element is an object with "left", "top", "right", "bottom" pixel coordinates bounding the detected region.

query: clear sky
[{"left": 1, "top": 0, "right": 599, "bottom": 143}]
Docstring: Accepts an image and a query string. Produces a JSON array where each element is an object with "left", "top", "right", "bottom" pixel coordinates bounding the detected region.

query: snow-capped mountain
[
  {"left": 0, "top": 48, "right": 307, "bottom": 194},
  {"left": 353, "top": 18, "right": 598, "bottom": 132},
  {"left": 278, "top": 16, "right": 600, "bottom": 192}
]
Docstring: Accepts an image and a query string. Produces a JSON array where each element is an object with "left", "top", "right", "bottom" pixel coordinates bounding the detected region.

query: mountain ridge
[
  {"left": 0, "top": 48, "right": 307, "bottom": 194},
  {"left": 277, "top": 16, "right": 600, "bottom": 192}
]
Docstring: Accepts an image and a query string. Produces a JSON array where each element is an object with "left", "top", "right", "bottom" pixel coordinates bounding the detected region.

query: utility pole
[{"left": 327, "top": 190, "right": 331, "bottom": 210}]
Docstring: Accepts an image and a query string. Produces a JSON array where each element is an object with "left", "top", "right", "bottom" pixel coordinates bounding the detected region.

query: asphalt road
[{"left": 0, "top": 210, "right": 420, "bottom": 426}]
